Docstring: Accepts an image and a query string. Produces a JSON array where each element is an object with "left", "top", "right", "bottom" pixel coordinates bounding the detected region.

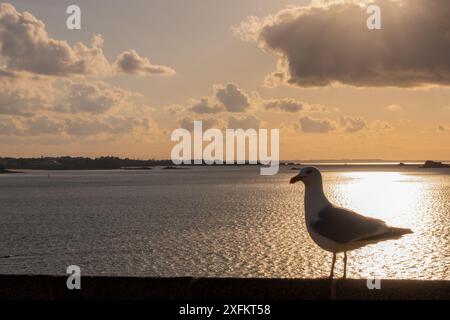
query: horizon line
[{"left": 1, "top": 156, "right": 449, "bottom": 163}]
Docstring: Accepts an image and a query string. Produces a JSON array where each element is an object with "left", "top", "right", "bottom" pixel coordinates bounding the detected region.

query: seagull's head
[{"left": 290, "top": 166, "right": 322, "bottom": 186}]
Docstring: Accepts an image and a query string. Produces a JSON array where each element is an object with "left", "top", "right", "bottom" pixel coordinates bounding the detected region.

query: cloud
[
  {"left": 0, "top": 4, "right": 164, "bottom": 141},
  {"left": 0, "top": 117, "right": 21, "bottom": 135},
  {"left": 0, "top": 115, "right": 62, "bottom": 136},
  {"left": 214, "top": 83, "right": 250, "bottom": 112},
  {"left": 0, "top": 3, "right": 110, "bottom": 76},
  {"left": 307, "top": 104, "right": 336, "bottom": 113},
  {"left": 0, "top": 77, "right": 51, "bottom": 116},
  {"left": 65, "top": 116, "right": 148, "bottom": 136},
  {"left": 1, "top": 75, "right": 140, "bottom": 128},
  {"left": 55, "top": 81, "right": 132, "bottom": 114},
  {"left": 25, "top": 116, "right": 62, "bottom": 135},
  {"left": 295, "top": 115, "right": 394, "bottom": 133},
  {"left": 179, "top": 117, "right": 217, "bottom": 131},
  {"left": 231, "top": 15, "right": 262, "bottom": 42},
  {"left": 296, "top": 116, "right": 336, "bottom": 133},
  {"left": 263, "top": 98, "right": 303, "bottom": 112},
  {"left": 0, "top": 4, "right": 174, "bottom": 78},
  {"left": 0, "top": 70, "right": 150, "bottom": 138},
  {"left": 296, "top": 114, "right": 393, "bottom": 134},
  {"left": 236, "top": 0, "right": 450, "bottom": 87},
  {"left": 227, "top": 115, "right": 261, "bottom": 129},
  {"left": 340, "top": 116, "right": 367, "bottom": 133},
  {"left": 370, "top": 120, "right": 394, "bottom": 132},
  {"left": 186, "top": 83, "right": 252, "bottom": 114},
  {"left": 190, "top": 98, "right": 222, "bottom": 114},
  {"left": 0, "top": 114, "right": 149, "bottom": 137},
  {"left": 115, "top": 49, "right": 175, "bottom": 76}
]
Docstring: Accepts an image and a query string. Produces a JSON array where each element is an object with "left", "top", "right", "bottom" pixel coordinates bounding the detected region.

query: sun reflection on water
[{"left": 324, "top": 171, "right": 448, "bottom": 279}]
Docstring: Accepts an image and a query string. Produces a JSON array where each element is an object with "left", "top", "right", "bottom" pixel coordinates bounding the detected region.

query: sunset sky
[{"left": 0, "top": 0, "right": 449, "bottom": 160}]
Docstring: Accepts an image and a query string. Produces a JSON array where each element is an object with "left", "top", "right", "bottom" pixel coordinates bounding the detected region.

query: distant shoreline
[{"left": 0, "top": 156, "right": 449, "bottom": 171}]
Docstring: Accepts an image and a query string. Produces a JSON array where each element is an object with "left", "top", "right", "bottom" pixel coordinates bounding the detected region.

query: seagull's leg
[
  {"left": 343, "top": 251, "right": 348, "bottom": 279},
  {"left": 329, "top": 253, "right": 336, "bottom": 279}
]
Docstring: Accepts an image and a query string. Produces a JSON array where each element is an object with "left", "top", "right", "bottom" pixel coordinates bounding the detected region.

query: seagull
[{"left": 290, "top": 166, "right": 413, "bottom": 279}]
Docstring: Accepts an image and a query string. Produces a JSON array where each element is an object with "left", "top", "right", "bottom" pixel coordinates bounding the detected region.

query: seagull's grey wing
[{"left": 310, "top": 206, "right": 388, "bottom": 244}]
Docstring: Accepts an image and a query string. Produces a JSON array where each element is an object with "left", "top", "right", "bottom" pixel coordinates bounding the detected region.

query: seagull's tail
[
  {"left": 387, "top": 227, "right": 413, "bottom": 238},
  {"left": 358, "top": 227, "right": 413, "bottom": 243}
]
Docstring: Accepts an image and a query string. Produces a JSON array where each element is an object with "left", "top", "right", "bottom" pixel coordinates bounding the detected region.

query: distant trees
[
  {"left": 0, "top": 163, "right": 5, "bottom": 171},
  {"left": 0, "top": 157, "right": 174, "bottom": 170}
]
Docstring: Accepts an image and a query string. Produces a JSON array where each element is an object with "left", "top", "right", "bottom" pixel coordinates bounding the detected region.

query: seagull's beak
[{"left": 290, "top": 174, "right": 304, "bottom": 184}]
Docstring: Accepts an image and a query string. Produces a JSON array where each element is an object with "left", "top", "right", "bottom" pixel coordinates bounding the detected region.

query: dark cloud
[
  {"left": 190, "top": 98, "right": 222, "bottom": 114},
  {"left": 263, "top": 98, "right": 303, "bottom": 112},
  {"left": 115, "top": 49, "right": 175, "bottom": 76},
  {"left": 215, "top": 83, "right": 250, "bottom": 112},
  {"left": 238, "top": 0, "right": 450, "bottom": 87},
  {"left": 296, "top": 116, "right": 335, "bottom": 133}
]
